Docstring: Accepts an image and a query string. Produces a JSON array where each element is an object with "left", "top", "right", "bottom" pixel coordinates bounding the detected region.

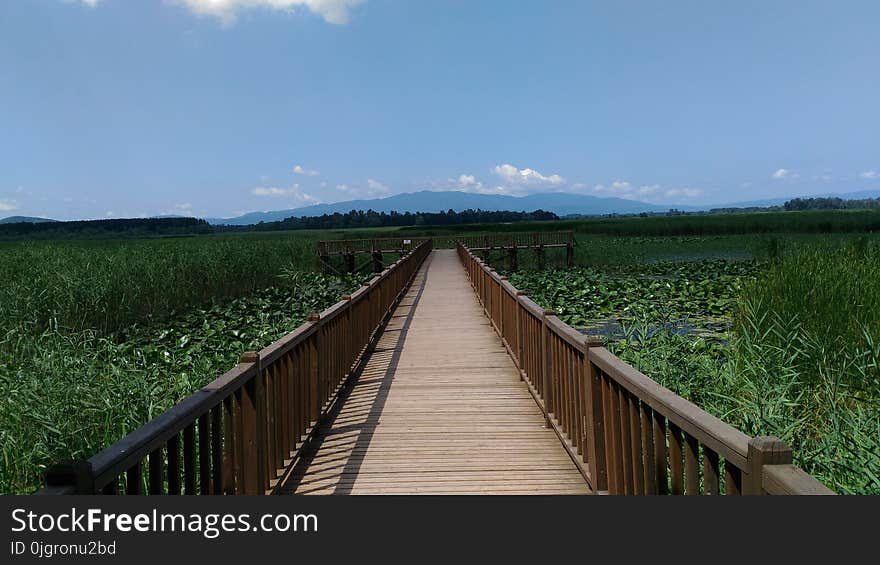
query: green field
[{"left": 1, "top": 210, "right": 879, "bottom": 494}]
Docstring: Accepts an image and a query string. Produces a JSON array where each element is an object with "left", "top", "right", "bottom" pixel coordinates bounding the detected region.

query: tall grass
[
  {"left": 0, "top": 231, "right": 368, "bottom": 493},
  {"left": 0, "top": 234, "right": 319, "bottom": 335},
  {"left": 0, "top": 271, "right": 366, "bottom": 494},
  {"left": 391, "top": 209, "right": 880, "bottom": 238},
  {"left": 610, "top": 239, "right": 880, "bottom": 494}
]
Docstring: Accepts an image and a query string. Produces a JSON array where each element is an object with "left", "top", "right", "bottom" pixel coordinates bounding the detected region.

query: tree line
[
  {"left": 216, "top": 208, "right": 559, "bottom": 232},
  {"left": 0, "top": 217, "right": 212, "bottom": 240},
  {"left": 783, "top": 197, "right": 880, "bottom": 211}
]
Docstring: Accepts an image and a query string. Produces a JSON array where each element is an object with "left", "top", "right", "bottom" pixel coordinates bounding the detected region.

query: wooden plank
[{"left": 280, "top": 250, "right": 591, "bottom": 496}]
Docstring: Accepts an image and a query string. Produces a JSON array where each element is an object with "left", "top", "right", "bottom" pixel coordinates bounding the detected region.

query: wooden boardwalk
[{"left": 279, "top": 250, "right": 591, "bottom": 495}]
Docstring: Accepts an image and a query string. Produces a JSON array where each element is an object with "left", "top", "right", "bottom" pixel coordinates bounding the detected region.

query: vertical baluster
[
  {"left": 704, "top": 449, "right": 720, "bottom": 495},
  {"left": 669, "top": 424, "right": 684, "bottom": 495},
  {"left": 606, "top": 380, "right": 623, "bottom": 494},
  {"left": 641, "top": 405, "right": 657, "bottom": 494},
  {"left": 724, "top": 461, "right": 742, "bottom": 495},
  {"left": 584, "top": 353, "right": 607, "bottom": 492},
  {"left": 211, "top": 405, "right": 224, "bottom": 495},
  {"left": 148, "top": 447, "right": 164, "bottom": 495},
  {"left": 652, "top": 411, "right": 668, "bottom": 495},
  {"left": 183, "top": 423, "right": 196, "bottom": 495},
  {"left": 168, "top": 433, "right": 181, "bottom": 495},
  {"left": 685, "top": 434, "right": 700, "bottom": 495},
  {"left": 618, "top": 385, "right": 632, "bottom": 495},
  {"left": 198, "top": 413, "right": 211, "bottom": 495},
  {"left": 629, "top": 394, "right": 644, "bottom": 495},
  {"left": 126, "top": 462, "right": 143, "bottom": 495}
]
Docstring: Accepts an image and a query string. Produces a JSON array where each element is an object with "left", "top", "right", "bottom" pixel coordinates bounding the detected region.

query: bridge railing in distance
[
  {"left": 456, "top": 242, "right": 834, "bottom": 496},
  {"left": 37, "top": 240, "right": 433, "bottom": 495},
  {"left": 318, "top": 237, "right": 431, "bottom": 255},
  {"left": 454, "top": 230, "right": 574, "bottom": 250}
]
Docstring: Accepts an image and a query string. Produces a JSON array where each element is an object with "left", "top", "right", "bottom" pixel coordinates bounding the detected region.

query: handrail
[
  {"left": 455, "top": 242, "right": 833, "bottom": 495},
  {"left": 38, "top": 240, "right": 433, "bottom": 495},
  {"left": 318, "top": 237, "right": 430, "bottom": 255},
  {"left": 317, "top": 231, "right": 574, "bottom": 255}
]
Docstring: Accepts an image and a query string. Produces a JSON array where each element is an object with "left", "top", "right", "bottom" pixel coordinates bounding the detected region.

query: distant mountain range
[
  {"left": 0, "top": 216, "right": 58, "bottom": 224},
  {"left": 204, "top": 191, "right": 679, "bottom": 225},
  {"left": 204, "top": 189, "right": 880, "bottom": 225},
  {"left": 4, "top": 189, "right": 879, "bottom": 226}
]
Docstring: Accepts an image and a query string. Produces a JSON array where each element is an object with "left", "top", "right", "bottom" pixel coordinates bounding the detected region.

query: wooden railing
[
  {"left": 318, "top": 237, "right": 430, "bottom": 255},
  {"left": 456, "top": 230, "right": 574, "bottom": 250},
  {"left": 456, "top": 242, "right": 834, "bottom": 495},
  {"left": 38, "top": 240, "right": 432, "bottom": 495}
]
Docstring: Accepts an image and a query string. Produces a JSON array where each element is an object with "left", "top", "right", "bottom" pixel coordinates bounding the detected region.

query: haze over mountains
[{"left": 3, "top": 190, "right": 880, "bottom": 226}]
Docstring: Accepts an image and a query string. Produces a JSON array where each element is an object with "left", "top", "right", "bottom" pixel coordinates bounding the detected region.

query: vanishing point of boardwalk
[{"left": 279, "top": 250, "right": 590, "bottom": 495}]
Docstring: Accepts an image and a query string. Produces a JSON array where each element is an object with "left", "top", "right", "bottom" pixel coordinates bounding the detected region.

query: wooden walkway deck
[{"left": 278, "top": 249, "right": 591, "bottom": 495}]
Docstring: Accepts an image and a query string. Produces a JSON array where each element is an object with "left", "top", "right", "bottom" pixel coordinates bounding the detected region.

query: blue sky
[{"left": 1, "top": 0, "right": 878, "bottom": 220}]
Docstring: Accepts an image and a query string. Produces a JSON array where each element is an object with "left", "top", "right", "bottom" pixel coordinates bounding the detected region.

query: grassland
[
  {"left": 499, "top": 233, "right": 880, "bottom": 494},
  {"left": 2, "top": 211, "right": 879, "bottom": 494},
  {"left": 390, "top": 208, "right": 880, "bottom": 238},
  {"left": 0, "top": 231, "right": 366, "bottom": 493}
]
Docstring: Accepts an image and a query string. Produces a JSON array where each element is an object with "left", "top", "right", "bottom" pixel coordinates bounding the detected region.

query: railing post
[
  {"left": 372, "top": 251, "right": 383, "bottom": 273},
  {"left": 238, "top": 351, "right": 267, "bottom": 494},
  {"left": 342, "top": 295, "right": 353, "bottom": 376},
  {"left": 541, "top": 309, "right": 555, "bottom": 427},
  {"left": 44, "top": 459, "right": 96, "bottom": 494},
  {"left": 515, "top": 290, "right": 526, "bottom": 372},
  {"left": 745, "top": 436, "right": 792, "bottom": 495},
  {"left": 307, "top": 314, "right": 321, "bottom": 425},
  {"left": 498, "top": 275, "right": 506, "bottom": 334},
  {"left": 582, "top": 337, "right": 608, "bottom": 492}
]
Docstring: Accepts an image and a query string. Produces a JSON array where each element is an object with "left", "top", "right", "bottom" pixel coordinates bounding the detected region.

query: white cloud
[
  {"left": 860, "top": 170, "right": 878, "bottom": 180},
  {"left": 591, "top": 180, "right": 633, "bottom": 196},
  {"left": 68, "top": 0, "right": 100, "bottom": 6},
  {"left": 492, "top": 164, "right": 564, "bottom": 186},
  {"left": 366, "top": 178, "right": 391, "bottom": 197},
  {"left": 590, "top": 181, "right": 702, "bottom": 202},
  {"left": 772, "top": 168, "right": 799, "bottom": 180},
  {"left": 457, "top": 174, "right": 478, "bottom": 187},
  {"left": 772, "top": 168, "right": 789, "bottom": 179},
  {"left": 446, "top": 174, "right": 512, "bottom": 195},
  {"left": 0, "top": 199, "right": 18, "bottom": 212},
  {"left": 173, "top": 0, "right": 365, "bottom": 25},
  {"left": 663, "top": 187, "right": 703, "bottom": 199},
  {"left": 293, "top": 164, "right": 320, "bottom": 177},
  {"left": 252, "top": 184, "right": 318, "bottom": 204}
]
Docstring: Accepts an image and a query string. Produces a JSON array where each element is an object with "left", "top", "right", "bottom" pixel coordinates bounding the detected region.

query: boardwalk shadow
[{"left": 278, "top": 253, "right": 433, "bottom": 495}]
